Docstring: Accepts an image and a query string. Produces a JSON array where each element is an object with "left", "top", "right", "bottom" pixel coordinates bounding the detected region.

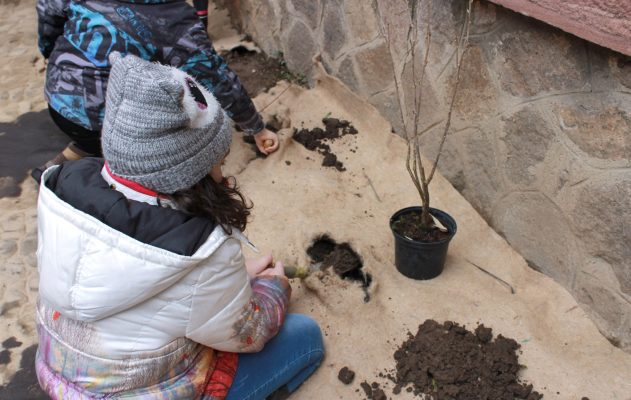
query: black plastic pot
[{"left": 389, "top": 207, "right": 457, "bottom": 280}]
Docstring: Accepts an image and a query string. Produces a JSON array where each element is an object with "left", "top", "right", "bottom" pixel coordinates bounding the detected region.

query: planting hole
[{"left": 307, "top": 235, "right": 372, "bottom": 302}]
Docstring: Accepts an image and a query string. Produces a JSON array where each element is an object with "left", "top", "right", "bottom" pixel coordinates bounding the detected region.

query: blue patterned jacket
[{"left": 37, "top": 0, "right": 263, "bottom": 134}]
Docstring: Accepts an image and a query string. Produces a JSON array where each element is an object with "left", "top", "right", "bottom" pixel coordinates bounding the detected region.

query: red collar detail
[{"left": 105, "top": 162, "right": 159, "bottom": 197}]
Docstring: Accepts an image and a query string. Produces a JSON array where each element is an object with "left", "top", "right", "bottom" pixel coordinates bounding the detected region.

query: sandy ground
[{"left": 1, "top": 1, "right": 630, "bottom": 399}]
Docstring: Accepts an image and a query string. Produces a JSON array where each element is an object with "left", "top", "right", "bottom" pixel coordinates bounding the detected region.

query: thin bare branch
[
  {"left": 413, "top": 0, "right": 432, "bottom": 135},
  {"left": 427, "top": 0, "right": 473, "bottom": 185},
  {"left": 382, "top": 23, "right": 411, "bottom": 140},
  {"left": 414, "top": 138, "right": 429, "bottom": 201},
  {"left": 406, "top": 141, "right": 425, "bottom": 200}
]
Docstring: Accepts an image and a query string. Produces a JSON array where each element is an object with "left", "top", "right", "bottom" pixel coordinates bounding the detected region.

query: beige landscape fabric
[
  {"left": 0, "top": 1, "right": 630, "bottom": 398},
  {"left": 225, "top": 67, "right": 631, "bottom": 399}
]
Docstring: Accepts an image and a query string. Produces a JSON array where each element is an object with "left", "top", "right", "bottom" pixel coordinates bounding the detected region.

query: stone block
[
  {"left": 461, "top": 128, "right": 504, "bottom": 220},
  {"left": 0, "top": 239, "right": 17, "bottom": 258},
  {"left": 344, "top": 0, "right": 379, "bottom": 45},
  {"left": 1, "top": 212, "right": 24, "bottom": 233},
  {"left": 585, "top": 44, "right": 621, "bottom": 92},
  {"left": 618, "top": 317, "right": 631, "bottom": 352},
  {"left": 337, "top": 55, "right": 360, "bottom": 93},
  {"left": 495, "top": 191, "right": 580, "bottom": 287},
  {"left": 493, "top": 21, "right": 590, "bottom": 97},
  {"left": 322, "top": 2, "right": 348, "bottom": 59},
  {"left": 470, "top": 1, "right": 501, "bottom": 35},
  {"left": 249, "top": 0, "right": 281, "bottom": 55},
  {"left": 398, "top": 55, "right": 443, "bottom": 131},
  {"left": 612, "top": 55, "right": 631, "bottom": 89},
  {"left": 574, "top": 262, "right": 629, "bottom": 348},
  {"left": 453, "top": 45, "right": 498, "bottom": 119},
  {"left": 570, "top": 176, "right": 631, "bottom": 295},
  {"left": 284, "top": 20, "right": 316, "bottom": 75},
  {"left": 500, "top": 106, "right": 555, "bottom": 186},
  {"left": 19, "top": 237, "right": 36, "bottom": 257},
  {"left": 419, "top": 128, "right": 466, "bottom": 193},
  {"left": 354, "top": 40, "right": 395, "bottom": 95},
  {"left": 290, "top": 0, "right": 321, "bottom": 30},
  {"left": 374, "top": 0, "right": 411, "bottom": 62},
  {"left": 368, "top": 87, "right": 404, "bottom": 136},
  {"left": 487, "top": 0, "right": 631, "bottom": 56},
  {"left": 555, "top": 98, "right": 631, "bottom": 162},
  {"left": 5, "top": 260, "right": 22, "bottom": 275}
]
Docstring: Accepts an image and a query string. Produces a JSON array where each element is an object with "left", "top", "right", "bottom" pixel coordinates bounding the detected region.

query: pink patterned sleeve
[{"left": 230, "top": 276, "right": 291, "bottom": 352}]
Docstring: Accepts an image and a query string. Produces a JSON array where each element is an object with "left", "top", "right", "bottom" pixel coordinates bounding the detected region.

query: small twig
[
  {"left": 363, "top": 171, "right": 382, "bottom": 202},
  {"left": 427, "top": 0, "right": 473, "bottom": 185},
  {"left": 465, "top": 258, "right": 516, "bottom": 294},
  {"left": 259, "top": 85, "right": 291, "bottom": 113}
]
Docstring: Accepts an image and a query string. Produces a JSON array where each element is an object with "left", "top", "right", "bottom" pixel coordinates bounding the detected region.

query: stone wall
[
  {"left": 487, "top": 0, "right": 631, "bottom": 56},
  {"left": 218, "top": 0, "right": 631, "bottom": 350}
]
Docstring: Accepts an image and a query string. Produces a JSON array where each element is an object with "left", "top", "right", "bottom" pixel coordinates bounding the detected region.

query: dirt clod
[
  {"left": 391, "top": 320, "right": 543, "bottom": 400},
  {"left": 360, "top": 381, "right": 387, "bottom": 400},
  {"left": 338, "top": 366, "right": 355, "bottom": 385},
  {"left": 475, "top": 324, "right": 493, "bottom": 343}
]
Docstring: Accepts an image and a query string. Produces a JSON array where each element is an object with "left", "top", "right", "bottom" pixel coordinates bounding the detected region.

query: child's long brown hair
[{"left": 164, "top": 175, "right": 251, "bottom": 234}]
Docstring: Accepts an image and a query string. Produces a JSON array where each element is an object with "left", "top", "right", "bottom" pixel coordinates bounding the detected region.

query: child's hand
[
  {"left": 254, "top": 128, "right": 279, "bottom": 155},
  {"left": 245, "top": 254, "right": 273, "bottom": 279},
  {"left": 257, "top": 260, "right": 285, "bottom": 278}
]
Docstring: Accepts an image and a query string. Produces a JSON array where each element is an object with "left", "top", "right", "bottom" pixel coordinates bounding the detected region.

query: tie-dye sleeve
[
  {"left": 186, "top": 237, "right": 291, "bottom": 352},
  {"left": 230, "top": 276, "right": 292, "bottom": 352},
  {"left": 36, "top": 0, "right": 69, "bottom": 58}
]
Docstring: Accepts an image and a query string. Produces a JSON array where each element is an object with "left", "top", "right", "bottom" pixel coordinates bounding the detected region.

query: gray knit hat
[{"left": 102, "top": 52, "right": 232, "bottom": 194}]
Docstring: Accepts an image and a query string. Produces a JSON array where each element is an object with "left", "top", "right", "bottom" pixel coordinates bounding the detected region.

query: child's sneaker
[{"left": 31, "top": 143, "right": 92, "bottom": 184}]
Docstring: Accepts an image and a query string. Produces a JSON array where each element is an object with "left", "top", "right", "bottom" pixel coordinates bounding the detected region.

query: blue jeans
[{"left": 225, "top": 314, "right": 324, "bottom": 400}]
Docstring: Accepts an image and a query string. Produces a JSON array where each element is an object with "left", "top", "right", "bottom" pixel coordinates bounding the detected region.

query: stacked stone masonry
[{"left": 220, "top": 0, "right": 631, "bottom": 351}]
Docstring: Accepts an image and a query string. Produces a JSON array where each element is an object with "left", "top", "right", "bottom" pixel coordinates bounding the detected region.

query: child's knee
[{"left": 287, "top": 314, "right": 324, "bottom": 355}]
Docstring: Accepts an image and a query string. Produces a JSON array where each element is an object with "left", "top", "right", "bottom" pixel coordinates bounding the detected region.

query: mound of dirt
[
  {"left": 293, "top": 118, "right": 358, "bottom": 171},
  {"left": 223, "top": 48, "right": 290, "bottom": 96},
  {"left": 389, "top": 320, "right": 543, "bottom": 400}
]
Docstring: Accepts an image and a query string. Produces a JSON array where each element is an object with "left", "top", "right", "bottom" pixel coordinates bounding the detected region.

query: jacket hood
[{"left": 37, "top": 159, "right": 227, "bottom": 322}]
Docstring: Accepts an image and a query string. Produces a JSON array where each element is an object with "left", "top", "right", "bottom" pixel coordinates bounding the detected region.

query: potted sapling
[{"left": 384, "top": 0, "right": 473, "bottom": 279}]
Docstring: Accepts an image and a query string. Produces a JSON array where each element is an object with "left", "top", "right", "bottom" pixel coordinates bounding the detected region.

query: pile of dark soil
[
  {"left": 293, "top": 118, "right": 358, "bottom": 171},
  {"left": 223, "top": 47, "right": 291, "bottom": 96},
  {"left": 388, "top": 320, "right": 543, "bottom": 400},
  {"left": 307, "top": 235, "right": 372, "bottom": 301},
  {"left": 392, "top": 210, "right": 451, "bottom": 242}
]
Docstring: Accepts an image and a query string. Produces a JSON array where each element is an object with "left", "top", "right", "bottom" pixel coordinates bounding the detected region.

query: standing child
[
  {"left": 34, "top": 0, "right": 279, "bottom": 180},
  {"left": 35, "top": 53, "right": 323, "bottom": 400},
  {"left": 193, "top": 0, "right": 210, "bottom": 28}
]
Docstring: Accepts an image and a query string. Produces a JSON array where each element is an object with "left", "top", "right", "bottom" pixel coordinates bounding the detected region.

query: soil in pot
[
  {"left": 380, "top": 320, "right": 543, "bottom": 400},
  {"left": 391, "top": 209, "right": 451, "bottom": 243},
  {"left": 293, "top": 118, "right": 359, "bottom": 172}
]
